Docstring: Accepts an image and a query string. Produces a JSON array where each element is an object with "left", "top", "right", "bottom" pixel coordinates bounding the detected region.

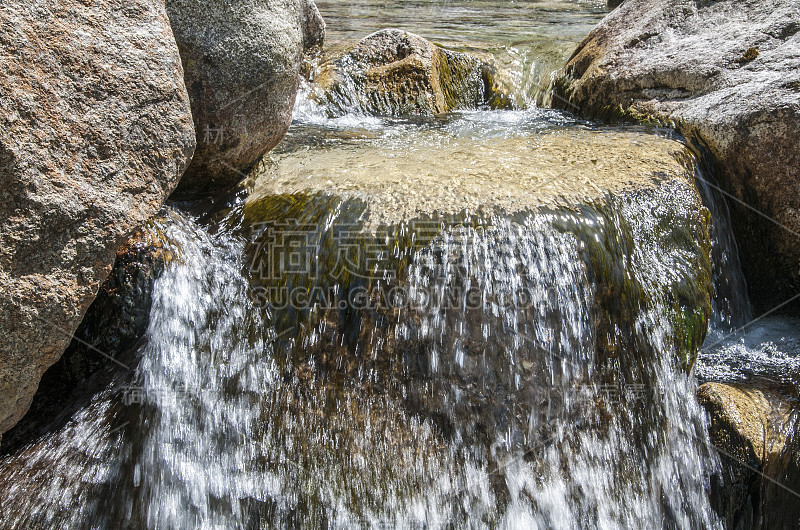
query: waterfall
[
  {"left": 0, "top": 193, "right": 724, "bottom": 527},
  {"left": 694, "top": 161, "right": 800, "bottom": 387},
  {"left": 0, "top": 210, "right": 276, "bottom": 528},
  {"left": 0, "top": 3, "right": 744, "bottom": 524}
]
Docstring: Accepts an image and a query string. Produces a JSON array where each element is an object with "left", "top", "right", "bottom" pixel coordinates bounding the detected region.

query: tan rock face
[
  {"left": 0, "top": 1, "right": 196, "bottom": 436},
  {"left": 551, "top": 0, "right": 800, "bottom": 312},
  {"left": 697, "top": 381, "right": 797, "bottom": 528},
  {"left": 312, "top": 29, "right": 506, "bottom": 117},
  {"left": 166, "top": 0, "right": 325, "bottom": 197},
  {"left": 698, "top": 382, "right": 791, "bottom": 465}
]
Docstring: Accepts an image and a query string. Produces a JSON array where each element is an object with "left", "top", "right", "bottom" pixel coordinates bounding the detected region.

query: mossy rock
[
  {"left": 312, "top": 29, "right": 513, "bottom": 117},
  {"left": 240, "top": 127, "right": 713, "bottom": 447},
  {"left": 548, "top": 0, "right": 800, "bottom": 315}
]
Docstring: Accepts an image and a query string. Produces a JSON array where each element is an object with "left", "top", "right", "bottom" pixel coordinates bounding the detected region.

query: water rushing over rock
[
  {"left": 238, "top": 133, "right": 718, "bottom": 523},
  {"left": 0, "top": 2, "right": 748, "bottom": 526},
  {"left": 0, "top": 176, "right": 723, "bottom": 526},
  {"left": 312, "top": 0, "right": 609, "bottom": 107},
  {"left": 0, "top": 211, "right": 274, "bottom": 527}
]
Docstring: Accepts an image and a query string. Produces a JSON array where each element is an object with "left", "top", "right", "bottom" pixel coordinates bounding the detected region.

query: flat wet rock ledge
[{"left": 249, "top": 128, "right": 695, "bottom": 224}]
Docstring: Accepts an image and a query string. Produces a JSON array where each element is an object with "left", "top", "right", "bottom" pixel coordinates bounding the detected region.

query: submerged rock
[
  {"left": 313, "top": 29, "right": 511, "bottom": 116},
  {"left": 0, "top": 0, "right": 195, "bottom": 437},
  {"left": 550, "top": 0, "right": 800, "bottom": 312},
  {"left": 242, "top": 126, "right": 713, "bottom": 452},
  {"left": 166, "top": 0, "right": 325, "bottom": 197}
]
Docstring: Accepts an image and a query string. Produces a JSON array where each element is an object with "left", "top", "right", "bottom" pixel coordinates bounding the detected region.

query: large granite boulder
[
  {"left": 0, "top": 1, "right": 195, "bottom": 437},
  {"left": 551, "top": 0, "right": 800, "bottom": 312},
  {"left": 166, "top": 0, "right": 325, "bottom": 197},
  {"left": 312, "top": 29, "right": 512, "bottom": 117}
]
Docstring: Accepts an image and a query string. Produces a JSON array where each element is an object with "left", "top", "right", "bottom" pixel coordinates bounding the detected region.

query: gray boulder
[
  {"left": 0, "top": 0, "right": 195, "bottom": 437},
  {"left": 552, "top": 0, "right": 800, "bottom": 311},
  {"left": 166, "top": 0, "right": 325, "bottom": 197}
]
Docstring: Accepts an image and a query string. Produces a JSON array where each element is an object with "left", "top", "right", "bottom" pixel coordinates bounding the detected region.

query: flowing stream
[
  {"left": 0, "top": 192, "right": 722, "bottom": 528},
  {"left": 2, "top": 1, "right": 796, "bottom": 528}
]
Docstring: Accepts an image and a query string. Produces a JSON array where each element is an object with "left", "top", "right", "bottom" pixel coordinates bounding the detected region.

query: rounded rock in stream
[
  {"left": 312, "top": 29, "right": 512, "bottom": 116},
  {"left": 166, "top": 0, "right": 326, "bottom": 197}
]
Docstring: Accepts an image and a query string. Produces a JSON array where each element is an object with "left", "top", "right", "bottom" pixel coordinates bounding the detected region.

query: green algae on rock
[
  {"left": 242, "top": 124, "right": 712, "bottom": 411},
  {"left": 312, "top": 29, "right": 511, "bottom": 117}
]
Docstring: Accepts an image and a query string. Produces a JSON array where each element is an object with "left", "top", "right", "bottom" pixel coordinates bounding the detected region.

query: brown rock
[
  {"left": 551, "top": 0, "right": 800, "bottom": 312},
  {"left": 313, "top": 29, "right": 508, "bottom": 117},
  {"left": 697, "top": 381, "right": 796, "bottom": 528},
  {"left": 0, "top": 1, "right": 195, "bottom": 436}
]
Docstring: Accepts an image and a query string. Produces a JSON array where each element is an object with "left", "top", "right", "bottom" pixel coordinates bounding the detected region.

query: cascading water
[
  {"left": 695, "top": 163, "right": 800, "bottom": 390},
  {"left": 2, "top": 1, "right": 777, "bottom": 528},
  {"left": 0, "top": 187, "right": 724, "bottom": 527},
  {"left": 0, "top": 211, "right": 276, "bottom": 528}
]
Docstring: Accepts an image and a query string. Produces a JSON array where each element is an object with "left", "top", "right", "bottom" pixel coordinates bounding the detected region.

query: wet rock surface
[
  {"left": 0, "top": 0, "right": 195, "bottom": 437},
  {"left": 551, "top": 0, "right": 800, "bottom": 312},
  {"left": 312, "top": 29, "right": 510, "bottom": 117},
  {"left": 166, "top": 0, "right": 325, "bottom": 197},
  {"left": 249, "top": 127, "right": 700, "bottom": 225},
  {"left": 697, "top": 381, "right": 797, "bottom": 528},
  {"left": 242, "top": 124, "right": 713, "bottom": 453}
]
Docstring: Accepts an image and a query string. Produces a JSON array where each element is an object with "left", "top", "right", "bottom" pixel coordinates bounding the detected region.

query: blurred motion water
[
  {"left": 2, "top": 1, "right": 793, "bottom": 528},
  {"left": 0, "top": 195, "right": 722, "bottom": 527}
]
